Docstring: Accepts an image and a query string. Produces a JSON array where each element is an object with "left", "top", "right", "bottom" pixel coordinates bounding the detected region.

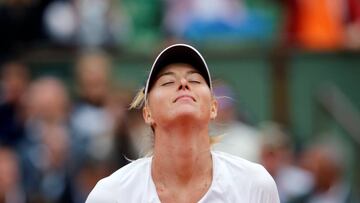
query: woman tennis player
[{"left": 86, "top": 44, "right": 280, "bottom": 203}]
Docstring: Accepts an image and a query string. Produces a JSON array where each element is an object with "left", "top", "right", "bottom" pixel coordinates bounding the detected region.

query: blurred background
[{"left": 1, "top": 0, "right": 360, "bottom": 202}]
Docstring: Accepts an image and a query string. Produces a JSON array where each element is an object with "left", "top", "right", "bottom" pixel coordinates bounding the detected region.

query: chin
[{"left": 170, "top": 109, "right": 204, "bottom": 122}]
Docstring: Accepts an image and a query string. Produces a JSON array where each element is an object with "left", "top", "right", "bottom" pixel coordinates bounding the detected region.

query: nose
[{"left": 178, "top": 78, "right": 189, "bottom": 91}]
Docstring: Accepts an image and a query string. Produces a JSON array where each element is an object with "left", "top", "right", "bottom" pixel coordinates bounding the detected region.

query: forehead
[{"left": 158, "top": 63, "right": 198, "bottom": 75}]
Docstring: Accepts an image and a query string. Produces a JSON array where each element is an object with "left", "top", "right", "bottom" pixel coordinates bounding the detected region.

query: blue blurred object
[{"left": 183, "top": 10, "right": 273, "bottom": 42}]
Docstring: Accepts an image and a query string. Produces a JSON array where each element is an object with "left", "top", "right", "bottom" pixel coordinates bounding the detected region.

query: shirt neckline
[{"left": 148, "top": 151, "right": 217, "bottom": 202}]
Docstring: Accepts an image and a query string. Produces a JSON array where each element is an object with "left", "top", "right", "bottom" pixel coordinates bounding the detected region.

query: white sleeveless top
[{"left": 86, "top": 151, "right": 280, "bottom": 203}]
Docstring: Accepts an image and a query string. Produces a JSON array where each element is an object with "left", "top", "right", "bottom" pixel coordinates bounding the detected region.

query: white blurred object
[
  {"left": 129, "top": 124, "right": 152, "bottom": 157},
  {"left": 44, "top": 1, "right": 76, "bottom": 42},
  {"left": 77, "top": 0, "right": 110, "bottom": 47},
  {"left": 71, "top": 104, "right": 115, "bottom": 160},
  {"left": 192, "top": 0, "right": 244, "bottom": 22},
  {"left": 277, "top": 166, "right": 314, "bottom": 202},
  {"left": 164, "top": 0, "right": 245, "bottom": 36},
  {"left": 212, "top": 122, "right": 260, "bottom": 162}
]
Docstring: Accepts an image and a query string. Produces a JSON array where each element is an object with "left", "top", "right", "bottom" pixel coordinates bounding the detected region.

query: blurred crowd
[
  {"left": 1, "top": 0, "right": 360, "bottom": 203},
  {"left": 0, "top": 53, "right": 144, "bottom": 203},
  {"left": 2, "top": 0, "right": 360, "bottom": 60},
  {"left": 0, "top": 53, "right": 358, "bottom": 203},
  {"left": 210, "top": 83, "right": 357, "bottom": 203}
]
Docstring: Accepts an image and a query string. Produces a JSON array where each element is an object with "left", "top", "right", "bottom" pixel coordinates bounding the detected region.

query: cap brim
[{"left": 145, "top": 44, "right": 212, "bottom": 100}]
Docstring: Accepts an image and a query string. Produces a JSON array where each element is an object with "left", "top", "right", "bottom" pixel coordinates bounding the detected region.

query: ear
[
  {"left": 143, "top": 105, "right": 154, "bottom": 125},
  {"left": 210, "top": 98, "right": 218, "bottom": 120}
]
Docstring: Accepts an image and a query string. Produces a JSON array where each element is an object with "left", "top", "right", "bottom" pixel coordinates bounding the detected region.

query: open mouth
[{"left": 174, "top": 95, "right": 196, "bottom": 103}]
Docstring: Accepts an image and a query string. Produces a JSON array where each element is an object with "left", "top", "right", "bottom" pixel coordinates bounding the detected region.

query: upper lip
[{"left": 174, "top": 94, "right": 196, "bottom": 103}]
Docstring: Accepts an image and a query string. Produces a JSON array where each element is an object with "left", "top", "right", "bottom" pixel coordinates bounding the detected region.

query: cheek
[
  {"left": 147, "top": 90, "right": 170, "bottom": 116},
  {"left": 148, "top": 90, "right": 167, "bottom": 106},
  {"left": 200, "top": 101, "right": 212, "bottom": 117},
  {"left": 197, "top": 90, "right": 213, "bottom": 114}
]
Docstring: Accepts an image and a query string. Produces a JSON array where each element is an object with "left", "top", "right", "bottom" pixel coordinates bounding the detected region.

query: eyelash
[
  {"left": 189, "top": 80, "right": 201, "bottom": 84},
  {"left": 161, "top": 80, "right": 200, "bottom": 86},
  {"left": 161, "top": 81, "right": 174, "bottom": 86}
]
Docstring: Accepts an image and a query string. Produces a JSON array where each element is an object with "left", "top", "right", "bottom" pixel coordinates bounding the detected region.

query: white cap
[{"left": 144, "top": 44, "right": 212, "bottom": 100}]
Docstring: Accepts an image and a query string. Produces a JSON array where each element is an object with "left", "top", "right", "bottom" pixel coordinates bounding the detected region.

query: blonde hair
[
  {"left": 129, "top": 87, "right": 145, "bottom": 110},
  {"left": 129, "top": 87, "right": 220, "bottom": 146}
]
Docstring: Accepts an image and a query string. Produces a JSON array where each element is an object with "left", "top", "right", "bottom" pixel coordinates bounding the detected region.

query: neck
[{"left": 151, "top": 122, "right": 212, "bottom": 187}]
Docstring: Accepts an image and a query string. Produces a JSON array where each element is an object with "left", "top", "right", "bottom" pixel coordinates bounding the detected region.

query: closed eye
[
  {"left": 161, "top": 81, "right": 174, "bottom": 86},
  {"left": 189, "top": 80, "right": 201, "bottom": 84}
]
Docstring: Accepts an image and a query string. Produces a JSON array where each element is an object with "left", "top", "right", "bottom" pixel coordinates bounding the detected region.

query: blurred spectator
[
  {"left": 25, "top": 77, "right": 70, "bottom": 125},
  {"left": 71, "top": 84, "right": 136, "bottom": 203},
  {"left": 70, "top": 53, "right": 137, "bottom": 202},
  {"left": 20, "top": 77, "right": 74, "bottom": 203},
  {"left": 71, "top": 50, "right": 115, "bottom": 162},
  {"left": 259, "top": 122, "right": 313, "bottom": 203},
  {"left": 163, "top": 0, "right": 272, "bottom": 42},
  {"left": 293, "top": 141, "right": 352, "bottom": 203},
  {"left": 210, "top": 82, "right": 260, "bottom": 162},
  {"left": 0, "top": 147, "right": 26, "bottom": 203},
  {"left": 0, "top": 61, "right": 29, "bottom": 148}
]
